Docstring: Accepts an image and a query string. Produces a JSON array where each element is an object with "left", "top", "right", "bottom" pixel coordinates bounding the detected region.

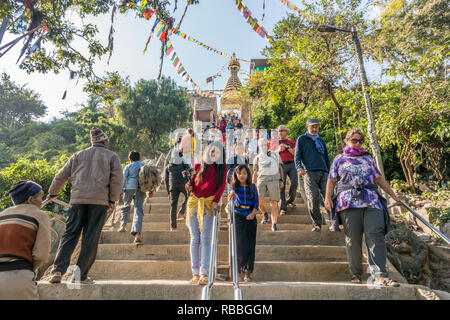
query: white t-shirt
[{"left": 254, "top": 151, "right": 281, "bottom": 178}]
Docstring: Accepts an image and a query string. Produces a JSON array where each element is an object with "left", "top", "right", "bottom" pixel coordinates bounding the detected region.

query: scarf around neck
[
  {"left": 306, "top": 133, "right": 325, "bottom": 154},
  {"left": 343, "top": 146, "right": 369, "bottom": 157}
]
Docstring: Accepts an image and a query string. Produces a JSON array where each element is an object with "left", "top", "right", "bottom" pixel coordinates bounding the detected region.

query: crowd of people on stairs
[{"left": 0, "top": 117, "right": 404, "bottom": 300}]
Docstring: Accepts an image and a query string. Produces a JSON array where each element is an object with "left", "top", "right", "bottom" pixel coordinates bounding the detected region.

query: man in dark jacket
[
  {"left": 295, "top": 119, "right": 331, "bottom": 232},
  {"left": 164, "top": 149, "right": 190, "bottom": 231}
]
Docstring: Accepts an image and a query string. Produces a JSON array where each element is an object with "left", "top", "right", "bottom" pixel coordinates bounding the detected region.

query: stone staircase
[{"left": 38, "top": 188, "right": 449, "bottom": 300}]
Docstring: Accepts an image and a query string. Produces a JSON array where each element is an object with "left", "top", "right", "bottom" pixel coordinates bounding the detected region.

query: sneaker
[
  {"left": 312, "top": 226, "right": 321, "bottom": 232},
  {"left": 49, "top": 273, "right": 62, "bottom": 284},
  {"left": 271, "top": 223, "right": 277, "bottom": 232},
  {"left": 261, "top": 213, "right": 269, "bottom": 224},
  {"left": 280, "top": 209, "right": 286, "bottom": 216},
  {"left": 287, "top": 203, "right": 297, "bottom": 209}
]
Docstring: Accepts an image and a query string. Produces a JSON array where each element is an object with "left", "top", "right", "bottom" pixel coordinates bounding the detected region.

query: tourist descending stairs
[
  {"left": 37, "top": 181, "right": 448, "bottom": 300},
  {"left": 36, "top": 132, "right": 449, "bottom": 300}
]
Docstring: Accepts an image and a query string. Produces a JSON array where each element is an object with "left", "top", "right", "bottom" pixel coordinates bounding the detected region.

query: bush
[{"left": 0, "top": 156, "right": 70, "bottom": 212}]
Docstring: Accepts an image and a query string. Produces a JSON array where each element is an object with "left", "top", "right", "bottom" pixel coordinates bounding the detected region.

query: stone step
[
  {"left": 38, "top": 281, "right": 435, "bottom": 300},
  {"left": 120, "top": 222, "right": 326, "bottom": 232},
  {"left": 148, "top": 196, "right": 305, "bottom": 204},
  {"left": 96, "top": 244, "right": 347, "bottom": 262},
  {"left": 100, "top": 229, "right": 344, "bottom": 246},
  {"left": 140, "top": 213, "right": 322, "bottom": 224},
  {"left": 85, "top": 260, "right": 354, "bottom": 281},
  {"left": 141, "top": 203, "right": 308, "bottom": 214}
]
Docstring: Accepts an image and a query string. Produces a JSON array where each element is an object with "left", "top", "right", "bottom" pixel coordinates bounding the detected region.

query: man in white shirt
[{"left": 252, "top": 138, "right": 284, "bottom": 232}]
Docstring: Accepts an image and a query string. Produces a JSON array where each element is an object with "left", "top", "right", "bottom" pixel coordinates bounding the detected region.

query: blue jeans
[
  {"left": 188, "top": 211, "right": 214, "bottom": 276},
  {"left": 120, "top": 189, "right": 145, "bottom": 235}
]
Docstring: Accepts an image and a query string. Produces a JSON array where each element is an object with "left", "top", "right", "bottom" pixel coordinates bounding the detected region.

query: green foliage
[
  {"left": 248, "top": 0, "right": 366, "bottom": 138},
  {"left": 115, "top": 76, "right": 191, "bottom": 150},
  {"left": 1, "top": 1, "right": 201, "bottom": 88},
  {"left": 0, "top": 156, "right": 70, "bottom": 211},
  {"left": 422, "top": 189, "right": 450, "bottom": 207},
  {"left": 1, "top": 1, "right": 116, "bottom": 83},
  {"left": 390, "top": 179, "right": 414, "bottom": 194},
  {"left": 244, "top": 0, "right": 448, "bottom": 188},
  {"left": 370, "top": 0, "right": 448, "bottom": 83},
  {"left": 428, "top": 204, "right": 450, "bottom": 244},
  {"left": 0, "top": 73, "right": 47, "bottom": 129}
]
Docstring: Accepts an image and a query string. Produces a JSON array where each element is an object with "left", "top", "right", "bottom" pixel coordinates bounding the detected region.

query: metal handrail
[
  {"left": 201, "top": 209, "right": 220, "bottom": 300},
  {"left": 388, "top": 200, "right": 450, "bottom": 245},
  {"left": 229, "top": 201, "right": 243, "bottom": 300},
  {"left": 154, "top": 151, "right": 165, "bottom": 167}
]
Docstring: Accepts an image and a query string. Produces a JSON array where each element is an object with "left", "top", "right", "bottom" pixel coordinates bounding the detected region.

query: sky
[{"left": 0, "top": 0, "right": 382, "bottom": 122}]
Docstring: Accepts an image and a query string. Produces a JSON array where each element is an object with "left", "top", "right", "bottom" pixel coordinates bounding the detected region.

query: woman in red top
[{"left": 185, "top": 142, "right": 227, "bottom": 285}]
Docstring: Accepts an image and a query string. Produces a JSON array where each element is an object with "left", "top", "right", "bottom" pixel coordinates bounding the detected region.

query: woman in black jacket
[{"left": 164, "top": 148, "right": 190, "bottom": 231}]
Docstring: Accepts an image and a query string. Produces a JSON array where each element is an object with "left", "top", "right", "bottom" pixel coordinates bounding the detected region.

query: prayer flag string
[
  {"left": 234, "top": 0, "right": 270, "bottom": 41},
  {"left": 165, "top": 41, "right": 216, "bottom": 98},
  {"left": 172, "top": 29, "right": 250, "bottom": 63}
]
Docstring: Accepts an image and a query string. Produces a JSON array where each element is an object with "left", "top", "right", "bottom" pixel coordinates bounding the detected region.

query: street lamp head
[{"left": 317, "top": 24, "right": 337, "bottom": 33}]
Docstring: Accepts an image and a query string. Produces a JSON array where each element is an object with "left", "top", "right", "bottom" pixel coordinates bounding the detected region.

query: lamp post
[{"left": 318, "top": 24, "right": 385, "bottom": 177}]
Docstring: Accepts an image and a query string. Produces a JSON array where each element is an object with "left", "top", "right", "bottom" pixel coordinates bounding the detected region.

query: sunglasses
[{"left": 350, "top": 138, "right": 364, "bottom": 144}]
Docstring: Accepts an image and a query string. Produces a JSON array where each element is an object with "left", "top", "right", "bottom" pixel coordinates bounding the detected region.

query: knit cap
[
  {"left": 9, "top": 181, "right": 42, "bottom": 205},
  {"left": 90, "top": 127, "right": 108, "bottom": 144}
]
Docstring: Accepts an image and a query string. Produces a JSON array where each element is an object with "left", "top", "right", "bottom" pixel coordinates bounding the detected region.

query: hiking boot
[{"left": 261, "top": 213, "right": 269, "bottom": 224}]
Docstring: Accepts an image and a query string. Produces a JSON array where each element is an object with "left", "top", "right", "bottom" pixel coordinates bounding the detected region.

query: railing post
[
  {"left": 230, "top": 202, "right": 243, "bottom": 300},
  {"left": 201, "top": 209, "right": 220, "bottom": 300}
]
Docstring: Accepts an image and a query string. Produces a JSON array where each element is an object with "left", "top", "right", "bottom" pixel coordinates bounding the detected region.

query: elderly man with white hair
[{"left": 252, "top": 137, "right": 284, "bottom": 232}]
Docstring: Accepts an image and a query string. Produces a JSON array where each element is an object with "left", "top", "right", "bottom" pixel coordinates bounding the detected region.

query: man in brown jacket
[
  {"left": 0, "top": 181, "right": 51, "bottom": 300},
  {"left": 47, "top": 127, "right": 123, "bottom": 284}
]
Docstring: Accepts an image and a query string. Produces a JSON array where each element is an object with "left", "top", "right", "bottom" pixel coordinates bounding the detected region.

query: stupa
[{"left": 220, "top": 56, "right": 250, "bottom": 126}]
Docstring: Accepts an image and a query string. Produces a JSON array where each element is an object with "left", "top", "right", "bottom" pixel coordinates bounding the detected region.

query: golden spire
[{"left": 223, "top": 54, "right": 242, "bottom": 94}]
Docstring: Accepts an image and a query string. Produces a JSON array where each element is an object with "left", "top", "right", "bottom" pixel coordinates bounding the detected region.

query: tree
[
  {"left": 0, "top": 72, "right": 46, "bottom": 128},
  {"left": 369, "top": 0, "right": 448, "bottom": 84},
  {"left": 368, "top": 0, "right": 449, "bottom": 188},
  {"left": 0, "top": 1, "right": 201, "bottom": 87},
  {"left": 1, "top": 1, "right": 116, "bottom": 82},
  {"left": 115, "top": 76, "right": 190, "bottom": 150},
  {"left": 0, "top": 156, "right": 71, "bottom": 210},
  {"left": 243, "top": 0, "right": 366, "bottom": 143}
]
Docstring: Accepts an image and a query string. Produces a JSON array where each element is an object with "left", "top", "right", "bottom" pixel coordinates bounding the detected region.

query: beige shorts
[{"left": 257, "top": 179, "right": 280, "bottom": 201}]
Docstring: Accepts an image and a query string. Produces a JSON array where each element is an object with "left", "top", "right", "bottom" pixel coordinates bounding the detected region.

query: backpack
[{"left": 138, "top": 160, "right": 161, "bottom": 193}]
